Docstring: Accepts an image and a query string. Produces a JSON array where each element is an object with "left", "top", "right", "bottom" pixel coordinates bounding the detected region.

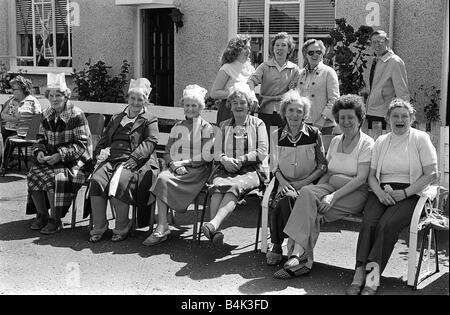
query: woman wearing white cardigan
[{"left": 347, "top": 99, "right": 438, "bottom": 295}]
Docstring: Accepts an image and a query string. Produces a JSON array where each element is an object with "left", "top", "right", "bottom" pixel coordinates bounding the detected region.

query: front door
[{"left": 142, "top": 9, "right": 174, "bottom": 106}]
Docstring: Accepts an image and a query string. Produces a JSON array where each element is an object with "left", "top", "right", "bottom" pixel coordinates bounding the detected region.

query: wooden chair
[{"left": 1, "top": 114, "right": 42, "bottom": 175}]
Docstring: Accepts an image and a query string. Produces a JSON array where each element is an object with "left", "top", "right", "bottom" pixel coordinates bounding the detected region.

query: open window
[{"left": 12, "top": 0, "right": 73, "bottom": 72}]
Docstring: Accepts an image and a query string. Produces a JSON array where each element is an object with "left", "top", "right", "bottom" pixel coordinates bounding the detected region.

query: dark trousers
[
  {"left": 270, "top": 190, "right": 298, "bottom": 244},
  {"left": 355, "top": 183, "right": 420, "bottom": 273},
  {"left": 366, "top": 115, "right": 387, "bottom": 130},
  {"left": 258, "top": 112, "right": 285, "bottom": 138}
]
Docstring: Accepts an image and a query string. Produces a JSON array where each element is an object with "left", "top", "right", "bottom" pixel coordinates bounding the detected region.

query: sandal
[
  {"left": 273, "top": 265, "right": 311, "bottom": 279},
  {"left": 89, "top": 234, "right": 103, "bottom": 243},
  {"left": 111, "top": 233, "right": 128, "bottom": 242},
  {"left": 283, "top": 254, "right": 308, "bottom": 269},
  {"left": 266, "top": 251, "right": 283, "bottom": 266}
]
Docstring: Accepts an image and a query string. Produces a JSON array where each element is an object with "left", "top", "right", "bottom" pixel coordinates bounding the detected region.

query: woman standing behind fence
[
  {"left": 346, "top": 99, "right": 438, "bottom": 295},
  {"left": 143, "top": 85, "right": 214, "bottom": 246},
  {"left": 211, "top": 35, "right": 255, "bottom": 125},
  {"left": 273, "top": 95, "right": 374, "bottom": 279},
  {"left": 248, "top": 32, "right": 300, "bottom": 136}
]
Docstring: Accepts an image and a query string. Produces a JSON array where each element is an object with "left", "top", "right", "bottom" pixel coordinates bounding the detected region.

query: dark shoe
[
  {"left": 346, "top": 283, "right": 363, "bottom": 295},
  {"left": 266, "top": 250, "right": 283, "bottom": 266},
  {"left": 211, "top": 231, "right": 224, "bottom": 246},
  {"left": 360, "top": 286, "right": 378, "bottom": 295},
  {"left": 273, "top": 265, "right": 311, "bottom": 279},
  {"left": 40, "top": 219, "right": 63, "bottom": 235},
  {"left": 201, "top": 223, "right": 216, "bottom": 241},
  {"left": 31, "top": 214, "right": 49, "bottom": 230},
  {"left": 142, "top": 229, "right": 170, "bottom": 246}
]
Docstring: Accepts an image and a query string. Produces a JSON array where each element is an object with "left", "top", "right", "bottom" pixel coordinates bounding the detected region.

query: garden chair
[{"left": 1, "top": 114, "right": 42, "bottom": 175}]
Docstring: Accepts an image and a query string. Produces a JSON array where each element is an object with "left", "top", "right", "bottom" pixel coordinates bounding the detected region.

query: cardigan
[{"left": 371, "top": 127, "right": 437, "bottom": 196}]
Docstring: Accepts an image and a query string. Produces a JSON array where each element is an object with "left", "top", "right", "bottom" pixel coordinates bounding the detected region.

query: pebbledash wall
[
  {"left": 336, "top": 0, "right": 446, "bottom": 122},
  {"left": 0, "top": 0, "right": 447, "bottom": 122}
]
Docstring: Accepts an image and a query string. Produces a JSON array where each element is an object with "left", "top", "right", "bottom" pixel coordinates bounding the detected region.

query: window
[
  {"left": 13, "top": 0, "right": 72, "bottom": 71},
  {"left": 236, "top": 0, "right": 335, "bottom": 68}
]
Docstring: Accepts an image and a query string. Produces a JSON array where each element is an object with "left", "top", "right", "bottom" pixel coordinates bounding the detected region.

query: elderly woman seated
[
  {"left": 87, "top": 78, "right": 159, "bottom": 243},
  {"left": 143, "top": 84, "right": 215, "bottom": 245},
  {"left": 201, "top": 82, "right": 268, "bottom": 246},
  {"left": 273, "top": 94, "right": 374, "bottom": 279},
  {"left": 1, "top": 75, "right": 42, "bottom": 170},
  {"left": 346, "top": 99, "right": 438, "bottom": 295},
  {"left": 266, "top": 90, "right": 327, "bottom": 266},
  {"left": 27, "top": 73, "right": 92, "bottom": 234}
]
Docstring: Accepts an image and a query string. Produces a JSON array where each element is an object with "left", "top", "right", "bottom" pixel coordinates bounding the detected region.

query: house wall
[
  {"left": 0, "top": 1, "right": 9, "bottom": 61},
  {"left": 173, "top": 0, "right": 228, "bottom": 105},
  {"left": 336, "top": 0, "right": 445, "bottom": 121},
  {"left": 72, "top": 0, "right": 135, "bottom": 78}
]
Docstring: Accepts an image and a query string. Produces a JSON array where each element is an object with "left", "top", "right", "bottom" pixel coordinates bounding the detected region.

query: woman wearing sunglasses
[{"left": 297, "top": 39, "right": 340, "bottom": 135}]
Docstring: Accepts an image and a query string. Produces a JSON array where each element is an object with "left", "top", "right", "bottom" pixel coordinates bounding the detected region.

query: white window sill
[{"left": 9, "top": 66, "right": 73, "bottom": 75}]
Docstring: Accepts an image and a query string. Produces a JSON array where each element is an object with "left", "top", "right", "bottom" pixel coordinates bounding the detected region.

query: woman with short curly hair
[
  {"left": 211, "top": 35, "right": 255, "bottom": 124},
  {"left": 201, "top": 82, "right": 268, "bottom": 246},
  {"left": 1, "top": 75, "right": 41, "bottom": 170}
]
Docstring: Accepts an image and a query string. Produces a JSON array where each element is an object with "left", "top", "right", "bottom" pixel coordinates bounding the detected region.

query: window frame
[
  {"left": 229, "top": 0, "right": 335, "bottom": 68},
  {"left": 8, "top": 0, "right": 73, "bottom": 74}
]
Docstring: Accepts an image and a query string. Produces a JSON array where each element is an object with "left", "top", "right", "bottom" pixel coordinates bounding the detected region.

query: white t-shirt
[{"left": 327, "top": 131, "right": 374, "bottom": 177}]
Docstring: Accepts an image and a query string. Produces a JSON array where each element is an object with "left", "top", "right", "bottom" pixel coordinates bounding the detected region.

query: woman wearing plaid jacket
[{"left": 26, "top": 73, "right": 93, "bottom": 235}]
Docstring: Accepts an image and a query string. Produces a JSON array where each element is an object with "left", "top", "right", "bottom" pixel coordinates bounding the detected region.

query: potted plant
[{"left": 411, "top": 84, "right": 441, "bottom": 132}]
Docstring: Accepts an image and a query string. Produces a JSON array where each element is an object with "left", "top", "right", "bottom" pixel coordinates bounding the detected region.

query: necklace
[{"left": 341, "top": 131, "right": 359, "bottom": 153}]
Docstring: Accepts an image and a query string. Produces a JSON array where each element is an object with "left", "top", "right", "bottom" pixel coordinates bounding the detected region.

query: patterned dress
[
  {"left": 26, "top": 101, "right": 93, "bottom": 218},
  {"left": 151, "top": 117, "right": 214, "bottom": 211},
  {"left": 210, "top": 115, "right": 268, "bottom": 199}
]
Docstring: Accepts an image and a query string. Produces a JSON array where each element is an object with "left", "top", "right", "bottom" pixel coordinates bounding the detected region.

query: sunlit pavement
[{"left": 0, "top": 173, "right": 448, "bottom": 295}]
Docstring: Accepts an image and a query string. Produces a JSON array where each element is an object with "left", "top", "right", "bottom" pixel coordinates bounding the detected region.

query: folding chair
[{"left": 1, "top": 114, "right": 42, "bottom": 175}]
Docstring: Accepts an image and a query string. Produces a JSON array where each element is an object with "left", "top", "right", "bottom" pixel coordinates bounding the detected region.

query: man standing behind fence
[{"left": 365, "top": 30, "right": 410, "bottom": 131}]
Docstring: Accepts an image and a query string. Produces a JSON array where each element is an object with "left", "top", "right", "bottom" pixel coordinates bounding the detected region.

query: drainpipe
[{"left": 389, "top": 0, "right": 395, "bottom": 48}]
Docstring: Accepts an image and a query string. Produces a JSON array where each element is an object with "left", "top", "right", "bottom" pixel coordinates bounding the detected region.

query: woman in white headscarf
[
  {"left": 87, "top": 78, "right": 160, "bottom": 243},
  {"left": 143, "top": 84, "right": 215, "bottom": 246}
]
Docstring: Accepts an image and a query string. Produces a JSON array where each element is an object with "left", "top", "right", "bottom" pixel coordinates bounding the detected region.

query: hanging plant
[{"left": 169, "top": 8, "right": 184, "bottom": 32}]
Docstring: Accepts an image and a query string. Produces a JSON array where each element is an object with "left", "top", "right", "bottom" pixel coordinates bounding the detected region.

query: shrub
[
  {"left": 411, "top": 84, "right": 441, "bottom": 131},
  {"left": 72, "top": 59, "right": 130, "bottom": 103},
  {"left": 325, "top": 18, "right": 373, "bottom": 95}
]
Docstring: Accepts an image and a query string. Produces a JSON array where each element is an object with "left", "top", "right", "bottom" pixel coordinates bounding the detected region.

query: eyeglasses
[
  {"left": 370, "top": 39, "right": 386, "bottom": 46},
  {"left": 307, "top": 50, "right": 323, "bottom": 56}
]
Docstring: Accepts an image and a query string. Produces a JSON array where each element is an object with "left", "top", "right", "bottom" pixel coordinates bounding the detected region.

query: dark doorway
[{"left": 142, "top": 9, "right": 174, "bottom": 106}]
